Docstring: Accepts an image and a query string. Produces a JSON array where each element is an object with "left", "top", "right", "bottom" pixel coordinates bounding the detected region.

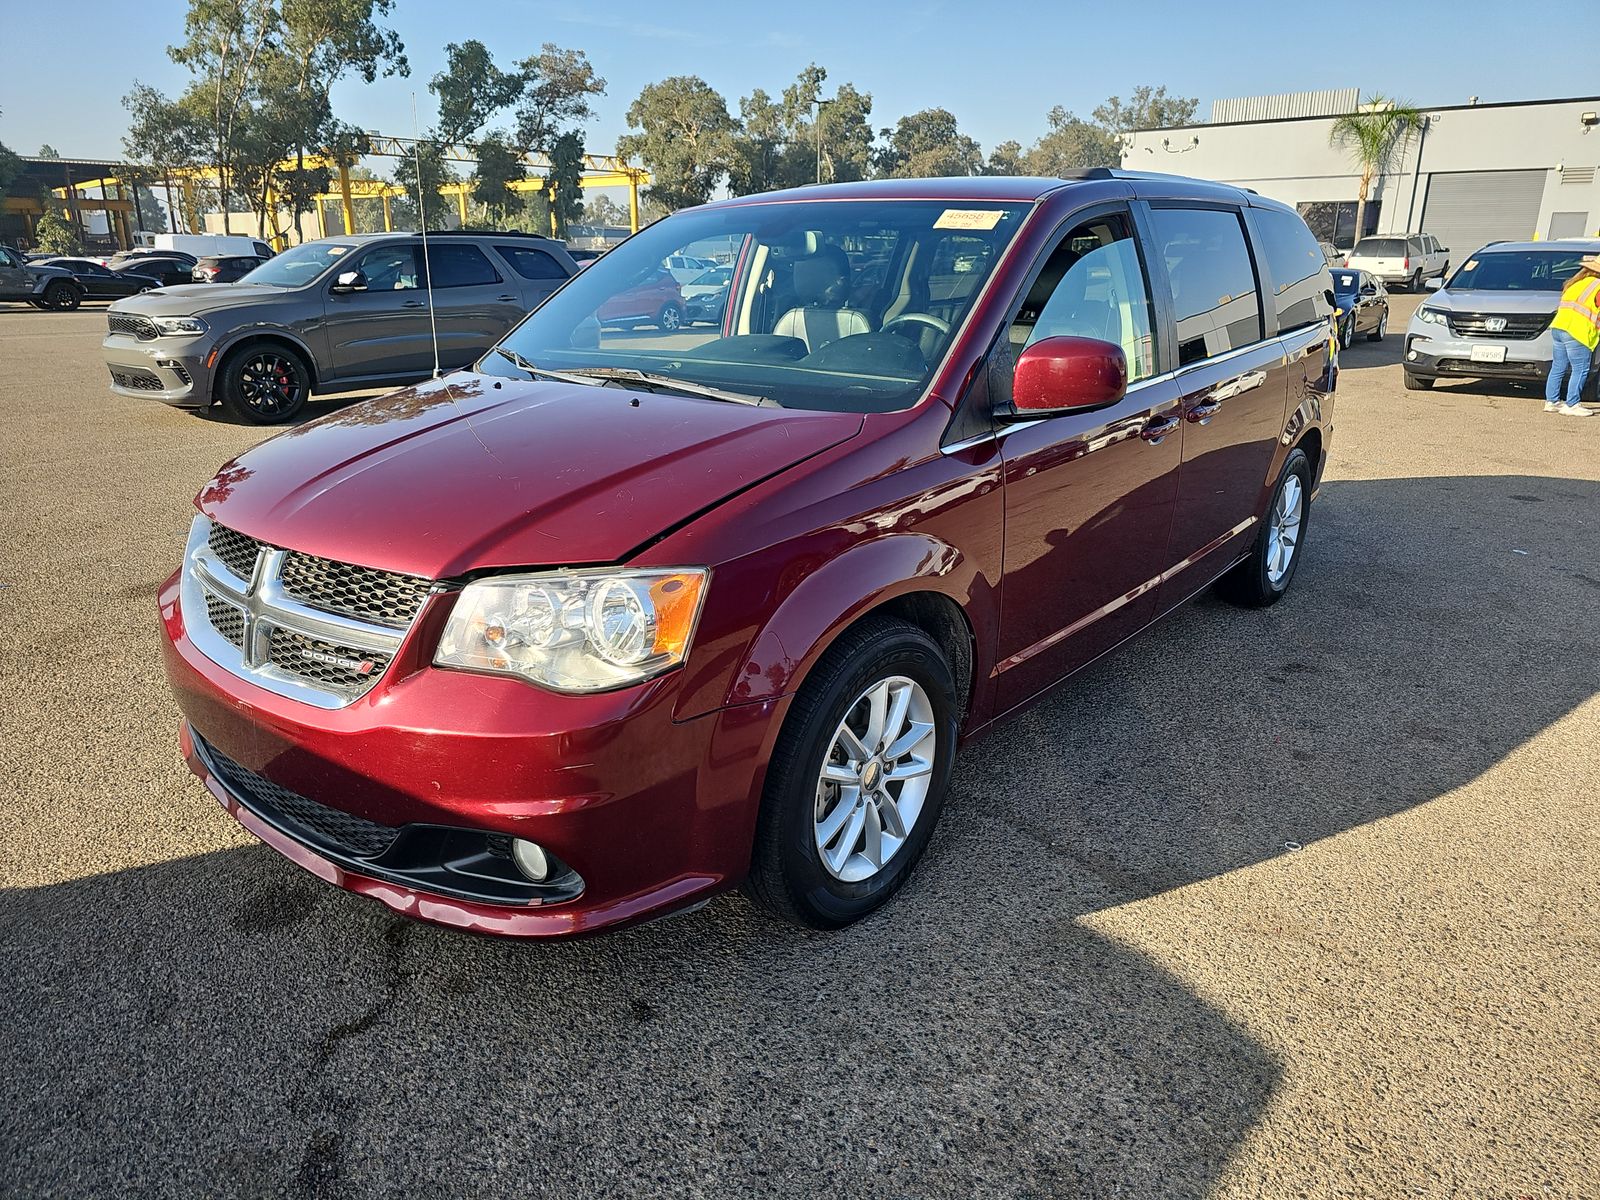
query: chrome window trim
[{"left": 180, "top": 515, "right": 418, "bottom": 710}]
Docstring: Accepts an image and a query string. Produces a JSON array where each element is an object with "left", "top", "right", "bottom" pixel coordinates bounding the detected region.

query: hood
[
  {"left": 1424, "top": 288, "right": 1560, "bottom": 315},
  {"left": 111, "top": 282, "right": 288, "bottom": 316},
  {"left": 196, "top": 372, "right": 864, "bottom": 578}
]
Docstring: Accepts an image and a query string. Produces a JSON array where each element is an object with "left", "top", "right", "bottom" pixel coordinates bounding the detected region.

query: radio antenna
[{"left": 412, "top": 92, "right": 442, "bottom": 379}]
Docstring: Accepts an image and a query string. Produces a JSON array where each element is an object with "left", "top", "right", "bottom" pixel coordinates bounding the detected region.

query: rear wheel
[
  {"left": 656, "top": 304, "right": 682, "bottom": 332},
  {"left": 745, "top": 616, "right": 958, "bottom": 929},
  {"left": 1219, "top": 448, "right": 1311, "bottom": 608},
  {"left": 1367, "top": 310, "right": 1387, "bottom": 342},
  {"left": 1339, "top": 316, "right": 1354, "bottom": 349},
  {"left": 219, "top": 344, "right": 310, "bottom": 424},
  {"left": 1409, "top": 270, "right": 1422, "bottom": 292},
  {"left": 1403, "top": 370, "right": 1434, "bottom": 391},
  {"left": 42, "top": 281, "right": 81, "bottom": 311}
]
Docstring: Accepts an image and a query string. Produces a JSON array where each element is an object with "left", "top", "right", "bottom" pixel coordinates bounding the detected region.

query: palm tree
[{"left": 1328, "top": 95, "right": 1424, "bottom": 245}]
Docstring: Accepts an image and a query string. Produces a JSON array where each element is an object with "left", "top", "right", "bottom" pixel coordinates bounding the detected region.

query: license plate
[{"left": 1470, "top": 345, "right": 1507, "bottom": 363}]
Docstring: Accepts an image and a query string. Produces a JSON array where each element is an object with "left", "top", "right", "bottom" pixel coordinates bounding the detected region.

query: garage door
[{"left": 1420, "top": 170, "right": 1547, "bottom": 261}]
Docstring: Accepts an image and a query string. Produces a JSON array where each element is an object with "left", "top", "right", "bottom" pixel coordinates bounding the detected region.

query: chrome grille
[
  {"left": 196, "top": 733, "right": 398, "bottom": 859},
  {"left": 107, "top": 312, "right": 158, "bottom": 339},
  {"left": 267, "top": 627, "right": 392, "bottom": 690},
  {"left": 206, "top": 594, "right": 245, "bottom": 646},
  {"left": 280, "top": 550, "right": 431, "bottom": 628},
  {"left": 181, "top": 516, "right": 434, "bottom": 708},
  {"left": 1447, "top": 312, "right": 1552, "bottom": 340},
  {"left": 207, "top": 523, "right": 263, "bottom": 581}
]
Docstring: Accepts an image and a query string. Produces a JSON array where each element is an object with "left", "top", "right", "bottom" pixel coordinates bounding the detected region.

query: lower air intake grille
[
  {"left": 109, "top": 367, "right": 164, "bottom": 391},
  {"left": 197, "top": 733, "right": 398, "bottom": 859}
]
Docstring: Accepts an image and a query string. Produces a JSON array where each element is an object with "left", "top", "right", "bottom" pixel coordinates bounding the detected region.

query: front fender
[
  {"left": 722, "top": 532, "right": 977, "bottom": 710},
  {"left": 210, "top": 325, "right": 322, "bottom": 386}
]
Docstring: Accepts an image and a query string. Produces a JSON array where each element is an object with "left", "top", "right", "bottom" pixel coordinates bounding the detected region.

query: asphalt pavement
[{"left": 1, "top": 294, "right": 1597, "bottom": 1198}]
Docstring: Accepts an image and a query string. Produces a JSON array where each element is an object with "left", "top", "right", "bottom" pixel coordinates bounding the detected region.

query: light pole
[{"left": 814, "top": 95, "right": 832, "bottom": 184}]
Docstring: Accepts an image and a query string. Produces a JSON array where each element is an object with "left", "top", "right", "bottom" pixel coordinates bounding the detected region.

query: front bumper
[
  {"left": 1402, "top": 327, "right": 1552, "bottom": 384},
  {"left": 159, "top": 570, "right": 782, "bottom": 937},
  {"left": 101, "top": 333, "right": 215, "bottom": 406}
]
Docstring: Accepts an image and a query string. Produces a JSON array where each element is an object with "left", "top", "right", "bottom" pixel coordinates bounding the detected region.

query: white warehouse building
[{"left": 1123, "top": 90, "right": 1600, "bottom": 259}]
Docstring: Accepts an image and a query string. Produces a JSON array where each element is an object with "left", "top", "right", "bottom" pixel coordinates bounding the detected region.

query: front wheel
[
  {"left": 745, "top": 616, "right": 959, "bottom": 929},
  {"left": 1219, "top": 448, "right": 1311, "bottom": 608},
  {"left": 1367, "top": 310, "right": 1387, "bottom": 342},
  {"left": 42, "top": 281, "right": 81, "bottom": 311},
  {"left": 1403, "top": 370, "right": 1434, "bottom": 391},
  {"left": 219, "top": 344, "right": 310, "bottom": 424}
]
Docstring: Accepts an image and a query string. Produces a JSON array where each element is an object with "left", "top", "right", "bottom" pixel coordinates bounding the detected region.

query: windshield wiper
[
  {"left": 492, "top": 347, "right": 604, "bottom": 387},
  {"left": 556, "top": 366, "right": 774, "bottom": 407}
]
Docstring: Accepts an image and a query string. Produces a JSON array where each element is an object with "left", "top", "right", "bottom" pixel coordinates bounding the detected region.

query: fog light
[
  {"left": 511, "top": 838, "right": 551, "bottom": 882},
  {"left": 1407, "top": 349, "right": 1418, "bottom": 360}
]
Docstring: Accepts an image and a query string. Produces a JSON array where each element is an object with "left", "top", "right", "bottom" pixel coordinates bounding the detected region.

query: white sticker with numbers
[{"left": 934, "top": 209, "right": 1004, "bottom": 230}]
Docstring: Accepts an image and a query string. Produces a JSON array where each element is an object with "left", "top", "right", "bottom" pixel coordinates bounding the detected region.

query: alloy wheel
[
  {"left": 813, "top": 675, "right": 936, "bottom": 883},
  {"left": 238, "top": 352, "right": 304, "bottom": 418},
  {"left": 1266, "top": 474, "right": 1303, "bottom": 586}
]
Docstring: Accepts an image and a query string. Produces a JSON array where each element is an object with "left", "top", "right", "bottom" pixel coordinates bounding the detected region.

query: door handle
[
  {"left": 1140, "top": 414, "right": 1181, "bottom": 443},
  {"left": 496, "top": 294, "right": 518, "bottom": 302},
  {"left": 1186, "top": 399, "right": 1223, "bottom": 424},
  {"left": 401, "top": 300, "right": 426, "bottom": 308}
]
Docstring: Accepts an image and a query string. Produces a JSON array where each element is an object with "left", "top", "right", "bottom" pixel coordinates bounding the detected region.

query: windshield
[
  {"left": 1445, "top": 250, "right": 1591, "bottom": 292},
  {"left": 484, "top": 198, "right": 1030, "bottom": 413},
  {"left": 1352, "top": 238, "right": 1406, "bottom": 258},
  {"left": 240, "top": 240, "right": 356, "bottom": 287}
]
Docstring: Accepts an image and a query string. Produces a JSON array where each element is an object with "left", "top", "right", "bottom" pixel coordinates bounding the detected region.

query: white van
[{"left": 154, "top": 233, "right": 275, "bottom": 260}]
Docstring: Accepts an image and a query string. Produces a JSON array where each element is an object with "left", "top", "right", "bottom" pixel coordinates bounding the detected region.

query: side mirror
[
  {"left": 1006, "top": 335, "right": 1127, "bottom": 419},
  {"left": 331, "top": 269, "right": 367, "bottom": 293},
  {"left": 1425, "top": 277, "right": 1444, "bottom": 291}
]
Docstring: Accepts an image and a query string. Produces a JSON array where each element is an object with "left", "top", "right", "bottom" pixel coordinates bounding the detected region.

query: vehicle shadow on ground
[{"left": 4, "top": 474, "right": 1598, "bottom": 1199}]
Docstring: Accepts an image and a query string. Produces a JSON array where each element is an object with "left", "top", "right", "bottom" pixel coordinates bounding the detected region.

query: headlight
[
  {"left": 434, "top": 568, "right": 708, "bottom": 693},
  {"left": 152, "top": 315, "right": 209, "bottom": 336},
  {"left": 1416, "top": 306, "right": 1447, "bottom": 326}
]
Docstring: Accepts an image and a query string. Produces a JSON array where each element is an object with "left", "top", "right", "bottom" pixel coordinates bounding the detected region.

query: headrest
[{"left": 792, "top": 245, "right": 851, "bottom": 305}]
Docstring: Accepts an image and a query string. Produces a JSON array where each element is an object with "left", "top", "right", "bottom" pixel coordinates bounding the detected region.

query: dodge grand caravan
[{"left": 160, "top": 172, "right": 1336, "bottom": 937}]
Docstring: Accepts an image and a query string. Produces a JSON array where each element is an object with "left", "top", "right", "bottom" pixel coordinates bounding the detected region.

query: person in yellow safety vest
[{"left": 1546, "top": 254, "right": 1600, "bottom": 417}]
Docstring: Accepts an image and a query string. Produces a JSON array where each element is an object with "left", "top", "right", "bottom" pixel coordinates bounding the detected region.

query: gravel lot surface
[{"left": 2, "top": 295, "right": 1597, "bottom": 1198}]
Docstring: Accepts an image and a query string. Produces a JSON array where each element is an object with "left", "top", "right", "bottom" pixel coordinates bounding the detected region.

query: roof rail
[{"left": 389, "top": 228, "right": 558, "bottom": 240}]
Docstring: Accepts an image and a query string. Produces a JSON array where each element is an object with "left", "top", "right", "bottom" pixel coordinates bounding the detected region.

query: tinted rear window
[
  {"left": 497, "top": 245, "right": 569, "bottom": 281},
  {"left": 1148, "top": 206, "right": 1264, "bottom": 365},
  {"left": 426, "top": 243, "right": 501, "bottom": 288},
  {"left": 1353, "top": 238, "right": 1406, "bottom": 257},
  {"left": 1253, "top": 207, "right": 1328, "bottom": 331}
]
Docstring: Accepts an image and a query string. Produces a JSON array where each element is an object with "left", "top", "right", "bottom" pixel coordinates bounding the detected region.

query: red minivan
[{"left": 160, "top": 172, "right": 1336, "bottom": 937}]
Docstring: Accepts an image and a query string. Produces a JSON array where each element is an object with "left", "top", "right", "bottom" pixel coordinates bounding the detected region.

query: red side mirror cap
[{"left": 1009, "top": 335, "right": 1127, "bottom": 417}]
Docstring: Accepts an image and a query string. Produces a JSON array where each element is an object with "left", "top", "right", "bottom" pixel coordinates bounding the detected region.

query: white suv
[{"left": 1347, "top": 234, "right": 1450, "bottom": 290}]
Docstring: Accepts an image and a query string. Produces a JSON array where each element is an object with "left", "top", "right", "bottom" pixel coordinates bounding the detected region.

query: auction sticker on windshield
[{"left": 934, "top": 209, "right": 1005, "bottom": 230}]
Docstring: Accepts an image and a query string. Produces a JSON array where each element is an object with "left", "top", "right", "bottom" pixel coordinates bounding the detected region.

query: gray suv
[
  {"left": 100, "top": 231, "right": 578, "bottom": 423},
  {"left": 1403, "top": 238, "right": 1600, "bottom": 399},
  {"left": 0, "top": 246, "right": 84, "bottom": 310}
]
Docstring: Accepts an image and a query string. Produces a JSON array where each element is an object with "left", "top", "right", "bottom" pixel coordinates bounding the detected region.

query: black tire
[
  {"left": 744, "top": 616, "right": 959, "bottom": 930},
  {"left": 656, "top": 304, "right": 683, "bottom": 332},
  {"left": 219, "top": 343, "right": 310, "bottom": 424},
  {"left": 42, "top": 281, "right": 81, "bottom": 311},
  {"left": 1367, "top": 309, "right": 1387, "bottom": 342},
  {"left": 1403, "top": 370, "right": 1434, "bottom": 391},
  {"left": 1219, "top": 448, "right": 1312, "bottom": 608},
  {"left": 1409, "top": 270, "right": 1422, "bottom": 292},
  {"left": 1338, "top": 316, "right": 1353, "bottom": 350}
]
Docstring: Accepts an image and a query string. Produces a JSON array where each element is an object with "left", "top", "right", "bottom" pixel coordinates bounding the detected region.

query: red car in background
[
  {"left": 160, "top": 172, "right": 1335, "bottom": 939},
  {"left": 595, "top": 265, "right": 685, "bottom": 331}
]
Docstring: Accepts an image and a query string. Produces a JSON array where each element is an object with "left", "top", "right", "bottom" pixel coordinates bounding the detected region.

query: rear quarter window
[
  {"left": 496, "top": 245, "right": 570, "bottom": 281},
  {"left": 1253, "top": 207, "right": 1329, "bottom": 332}
]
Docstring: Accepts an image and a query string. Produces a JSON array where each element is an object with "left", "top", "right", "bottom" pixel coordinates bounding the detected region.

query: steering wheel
[{"left": 881, "top": 312, "right": 951, "bottom": 339}]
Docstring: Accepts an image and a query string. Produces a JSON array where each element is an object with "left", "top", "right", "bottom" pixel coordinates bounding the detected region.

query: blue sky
[{"left": 3, "top": 0, "right": 1598, "bottom": 163}]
